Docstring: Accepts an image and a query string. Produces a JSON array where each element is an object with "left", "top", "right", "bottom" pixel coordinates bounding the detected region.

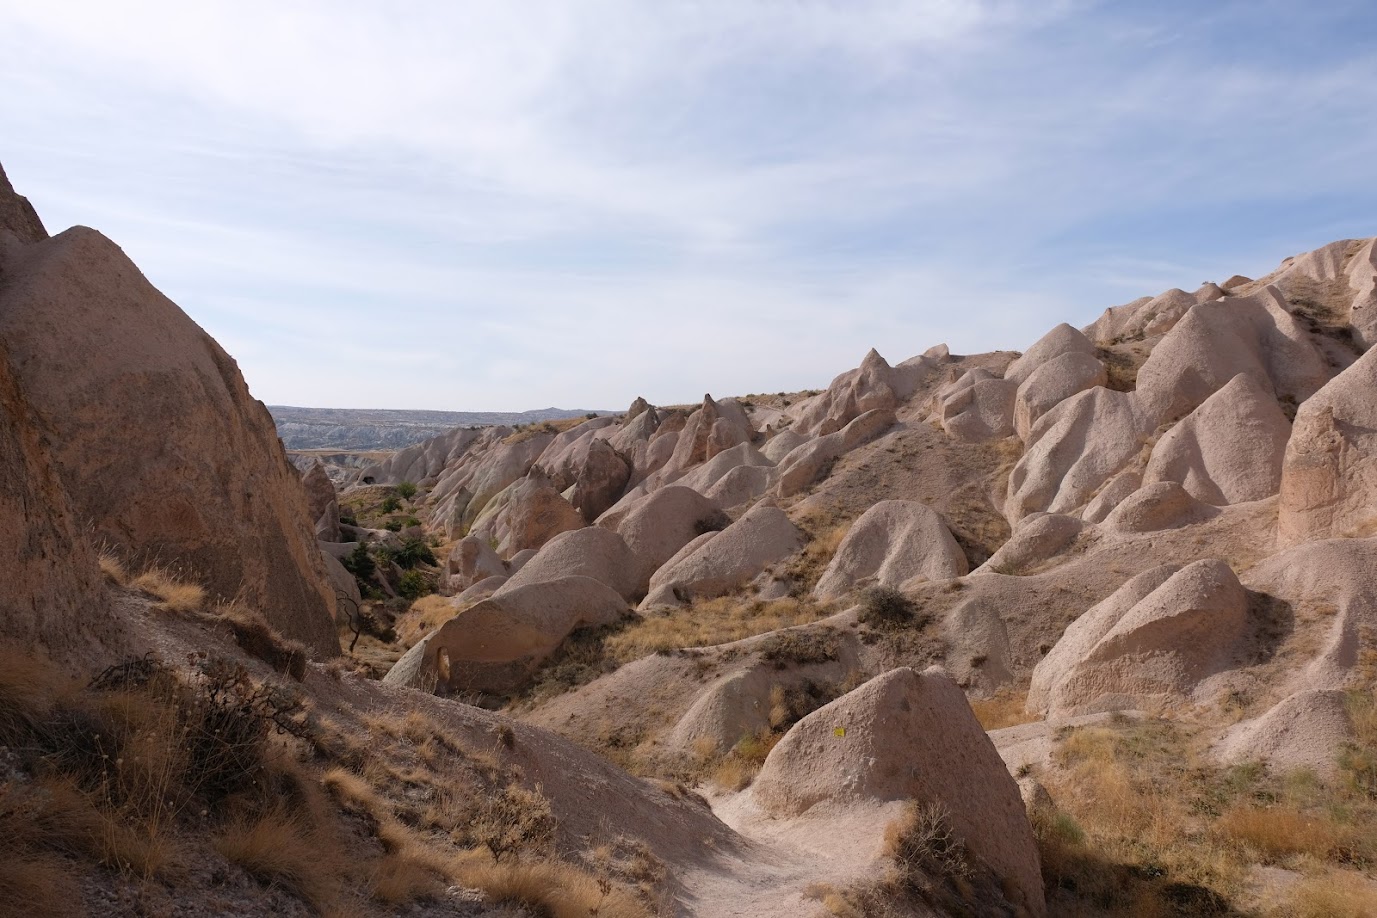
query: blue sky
[{"left": 2, "top": 0, "right": 1375, "bottom": 411}]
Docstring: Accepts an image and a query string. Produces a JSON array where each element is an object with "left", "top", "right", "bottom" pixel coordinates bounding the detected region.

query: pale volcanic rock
[
  {"left": 569, "top": 436, "right": 631, "bottom": 523},
  {"left": 814, "top": 499, "right": 967, "bottom": 599},
  {"left": 1082, "top": 468, "right": 1142, "bottom": 524},
  {"left": 383, "top": 575, "right": 627, "bottom": 695},
  {"left": 447, "top": 535, "right": 507, "bottom": 589},
  {"left": 357, "top": 425, "right": 487, "bottom": 487},
  {"left": 976, "top": 512, "right": 1084, "bottom": 575},
  {"left": 1279, "top": 343, "right": 1377, "bottom": 546},
  {"left": 761, "top": 428, "right": 808, "bottom": 463},
  {"left": 473, "top": 467, "right": 584, "bottom": 556},
  {"left": 664, "top": 394, "right": 755, "bottom": 476},
  {"left": 1143, "top": 373, "right": 1291, "bottom": 505},
  {"left": 642, "top": 504, "right": 803, "bottom": 608},
  {"left": 1006, "top": 387, "right": 1153, "bottom": 523},
  {"left": 1215, "top": 690, "right": 1355, "bottom": 778},
  {"left": 748, "top": 667, "right": 1045, "bottom": 915},
  {"left": 1134, "top": 287, "right": 1330, "bottom": 425},
  {"left": 934, "top": 368, "right": 1016, "bottom": 442},
  {"left": 0, "top": 225, "right": 338, "bottom": 654},
  {"left": 1103, "top": 480, "right": 1220, "bottom": 533},
  {"left": 1013, "top": 351, "right": 1108, "bottom": 442},
  {"left": 534, "top": 416, "right": 618, "bottom": 491},
  {"left": 1030, "top": 559, "right": 1248, "bottom": 717},
  {"left": 943, "top": 597, "right": 1015, "bottom": 696},
  {"left": 775, "top": 407, "right": 896, "bottom": 497},
  {"left": 794, "top": 348, "right": 930, "bottom": 436},
  {"left": 456, "top": 575, "right": 507, "bottom": 603},
  {"left": 497, "top": 525, "right": 642, "bottom": 600},
  {"left": 1004, "top": 323, "right": 1098, "bottom": 387},
  {"left": 611, "top": 485, "right": 729, "bottom": 587}
]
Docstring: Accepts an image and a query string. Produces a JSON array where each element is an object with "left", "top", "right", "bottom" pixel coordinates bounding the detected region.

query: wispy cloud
[{"left": 0, "top": 0, "right": 1374, "bottom": 409}]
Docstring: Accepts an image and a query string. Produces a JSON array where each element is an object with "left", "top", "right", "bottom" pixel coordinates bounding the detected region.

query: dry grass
[
  {"left": 211, "top": 602, "right": 308, "bottom": 680},
  {"left": 97, "top": 550, "right": 128, "bottom": 586},
  {"left": 606, "top": 595, "right": 834, "bottom": 661},
  {"left": 969, "top": 686, "right": 1040, "bottom": 731},
  {"left": 214, "top": 807, "right": 349, "bottom": 909},
  {"left": 503, "top": 416, "right": 589, "bottom": 444},
  {"left": 395, "top": 594, "right": 455, "bottom": 647},
  {"left": 1215, "top": 805, "right": 1347, "bottom": 861},
  {"left": 130, "top": 566, "right": 206, "bottom": 612},
  {"left": 1285, "top": 870, "right": 1377, "bottom": 918},
  {"left": 1035, "top": 713, "right": 1377, "bottom": 916},
  {"left": 456, "top": 854, "right": 650, "bottom": 918}
]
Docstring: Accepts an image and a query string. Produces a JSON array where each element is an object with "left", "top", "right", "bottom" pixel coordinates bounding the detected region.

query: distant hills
[{"left": 269, "top": 405, "right": 614, "bottom": 451}]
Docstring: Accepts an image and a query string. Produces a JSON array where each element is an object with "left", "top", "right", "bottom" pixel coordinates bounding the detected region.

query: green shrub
[
  {"left": 380, "top": 538, "right": 437, "bottom": 570},
  {"left": 396, "top": 482, "right": 417, "bottom": 500},
  {"left": 340, "top": 543, "right": 375, "bottom": 585},
  {"left": 380, "top": 495, "right": 401, "bottom": 513},
  {"left": 397, "top": 571, "right": 433, "bottom": 601}
]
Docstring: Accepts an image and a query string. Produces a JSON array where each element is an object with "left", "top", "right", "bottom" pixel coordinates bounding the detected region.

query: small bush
[
  {"left": 384, "top": 538, "right": 437, "bottom": 570},
  {"left": 131, "top": 567, "right": 206, "bottom": 613},
  {"left": 341, "top": 542, "right": 376, "bottom": 585},
  {"left": 858, "top": 587, "right": 918, "bottom": 629},
  {"left": 397, "top": 570, "right": 434, "bottom": 601},
  {"left": 380, "top": 495, "right": 402, "bottom": 513},
  {"left": 396, "top": 481, "right": 418, "bottom": 500}
]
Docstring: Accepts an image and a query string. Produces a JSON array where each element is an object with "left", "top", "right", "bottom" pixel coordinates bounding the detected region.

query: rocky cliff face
[{"left": 0, "top": 171, "right": 338, "bottom": 656}]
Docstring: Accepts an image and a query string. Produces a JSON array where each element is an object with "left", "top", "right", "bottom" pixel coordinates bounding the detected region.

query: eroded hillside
[{"left": 6, "top": 156, "right": 1377, "bottom": 916}]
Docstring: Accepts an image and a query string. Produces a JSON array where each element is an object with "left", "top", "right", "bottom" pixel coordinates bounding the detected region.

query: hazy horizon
[{"left": 3, "top": 1, "right": 1375, "bottom": 411}]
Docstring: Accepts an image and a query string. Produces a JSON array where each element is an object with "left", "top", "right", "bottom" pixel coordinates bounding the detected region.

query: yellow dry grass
[
  {"left": 605, "top": 595, "right": 834, "bottom": 661},
  {"left": 1285, "top": 870, "right": 1377, "bottom": 918},
  {"left": 130, "top": 567, "right": 205, "bottom": 612},
  {"left": 455, "top": 854, "right": 650, "bottom": 918},
  {"left": 395, "top": 594, "right": 455, "bottom": 648},
  {"left": 213, "top": 808, "right": 349, "bottom": 909},
  {"left": 97, "top": 551, "right": 128, "bottom": 585},
  {"left": 969, "top": 686, "right": 1039, "bottom": 731}
]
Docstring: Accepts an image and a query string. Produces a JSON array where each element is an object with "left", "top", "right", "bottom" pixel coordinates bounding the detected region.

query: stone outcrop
[
  {"left": 775, "top": 408, "right": 896, "bottom": 497},
  {"left": 1278, "top": 342, "right": 1377, "bottom": 546},
  {"left": 471, "top": 467, "right": 584, "bottom": 556},
  {"left": 1029, "top": 560, "right": 1248, "bottom": 717},
  {"left": 749, "top": 667, "right": 1044, "bottom": 914},
  {"left": 642, "top": 504, "right": 803, "bottom": 608},
  {"left": 497, "top": 526, "right": 642, "bottom": 600},
  {"left": 1142, "top": 373, "right": 1290, "bottom": 505},
  {"left": 302, "top": 460, "right": 342, "bottom": 541},
  {"left": 814, "top": 500, "right": 967, "bottom": 598},
  {"left": 0, "top": 224, "right": 338, "bottom": 655},
  {"left": 611, "top": 486, "right": 729, "bottom": 587},
  {"left": 383, "top": 575, "right": 627, "bottom": 695}
]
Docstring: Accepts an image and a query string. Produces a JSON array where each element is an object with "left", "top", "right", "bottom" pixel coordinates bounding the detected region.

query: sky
[{"left": 2, "top": 1, "right": 1376, "bottom": 411}]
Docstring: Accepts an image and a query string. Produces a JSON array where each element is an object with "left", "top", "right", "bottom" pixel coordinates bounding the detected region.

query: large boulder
[
  {"left": 611, "top": 486, "right": 729, "bottom": 587},
  {"left": 1004, "top": 323, "right": 1098, "bottom": 387},
  {"left": 382, "top": 575, "right": 627, "bottom": 695},
  {"left": 748, "top": 667, "right": 1044, "bottom": 914},
  {"left": 446, "top": 535, "right": 506, "bottom": 589},
  {"left": 977, "top": 512, "right": 1083, "bottom": 575},
  {"left": 1006, "top": 387, "right": 1152, "bottom": 523},
  {"left": 794, "top": 348, "right": 930, "bottom": 436},
  {"left": 472, "top": 467, "right": 584, "bottom": 556},
  {"left": 814, "top": 500, "right": 967, "bottom": 599},
  {"left": 1279, "top": 342, "right": 1377, "bottom": 546},
  {"left": 0, "top": 336, "right": 115, "bottom": 659},
  {"left": 1134, "top": 287, "right": 1330, "bottom": 425},
  {"left": 1013, "top": 351, "right": 1107, "bottom": 442},
  {"left": 1029, "top": 559, "right": 1248, "bottom": 717},
  {"left": 642, "top": 504, "right": 803, "bottom": 608},
  {"left": 934, "top": 369, "right": 1016, "bottom": 442},
  {"left": 776, "top": 408, "right": 896, "bottom": 498},
  {"left": 569, "top": 437, "right": 631, "bottom": 523},
  {"left": 1214, "top": 690, "right": 1354, "bottom": 779},
  {"left": 0, "top": 162, "right": 47, "bottom": 245},
  {"left": 497, "top": 526, "right": 642, "bottom": 600},
  {"left": 1102, "top": 480, "right": 1219, "bottom": 533},
  {"left": 1143, "top": 373, "right": 1290, "bottom": 506},
  {"left": 302, "top": 460, "right": 342, "bottom": 541},
  {"left": 663, "top": 394, "right": 754, "bottom": 476},
  {"left": 0, "top": 223, "right": 338, "bottom": 655}
]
